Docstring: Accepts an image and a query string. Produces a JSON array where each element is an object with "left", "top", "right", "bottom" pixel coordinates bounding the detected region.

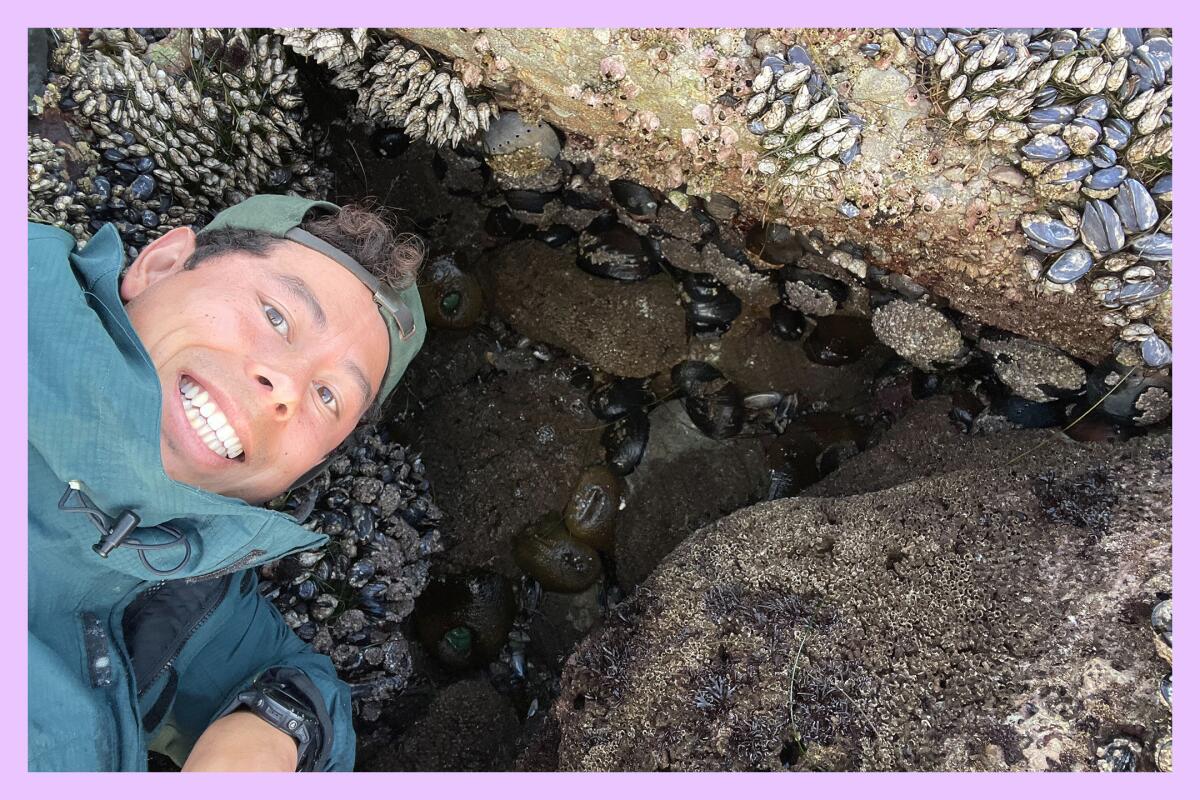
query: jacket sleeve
[{"left": 164, "top": 569, "right": 356, "bottom": 771}]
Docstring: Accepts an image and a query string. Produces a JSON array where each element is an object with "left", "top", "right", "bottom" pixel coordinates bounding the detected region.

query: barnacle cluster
[
  {"left": 278, "top": 29, "right": 498, "bottom": 149},
  {"left": 901, "top": 27, "right": 1172, "bottom": 369},
  {"left": 743, "top": 43, "right": 863, "bottom": 186},
  {"left": 28, "top": 27, "right": 325, "bottom": 257},
  {"left": 259, "top": 423, "right": 443, "bottom": 718}
]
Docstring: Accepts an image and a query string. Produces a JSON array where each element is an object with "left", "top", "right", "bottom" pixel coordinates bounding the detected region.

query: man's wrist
[{"left": 182, "top": 710, "right": 299, "bottom": 771}]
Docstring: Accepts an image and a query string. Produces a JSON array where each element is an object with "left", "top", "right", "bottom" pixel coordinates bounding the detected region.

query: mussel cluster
[
  {"left": 259, "top": 423, "right": 443, "bottom": 718},
  {"left": 29, "top": 28, "right": 326, "bottom": 257},
  {"left": 900, "top": 27, "right": 1172, "bottom": 369},
  {"left": 743, "top": 43, "right": 864, "bottom": 184},
  {"left": 279, "top": 29, "right": 498, "bottom": 149}
]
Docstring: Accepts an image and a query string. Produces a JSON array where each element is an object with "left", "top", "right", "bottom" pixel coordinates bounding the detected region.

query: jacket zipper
[
  {"left": 138, "top": 574, "right": 232, "bottom": 698},
  {"left": 183, "top": 549, "right": 267, "bottom": 584}
]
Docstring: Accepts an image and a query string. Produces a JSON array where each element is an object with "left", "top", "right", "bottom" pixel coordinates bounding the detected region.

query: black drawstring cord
[{"left": 58, "top": 482, "right": 191, "bottom": 576}]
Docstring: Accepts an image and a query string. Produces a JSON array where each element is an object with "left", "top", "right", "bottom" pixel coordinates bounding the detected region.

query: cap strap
[{"left": 285, "top": 228, "right": 416, "bottom": 338}]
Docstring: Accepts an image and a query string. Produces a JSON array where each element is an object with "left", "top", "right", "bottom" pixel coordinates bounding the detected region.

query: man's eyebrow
[
  {"left": 342, "top": 358, "right": 374, "bottom": 418},
  {"left": 272, "top": 273, "right": 326, "bottom": 331}
]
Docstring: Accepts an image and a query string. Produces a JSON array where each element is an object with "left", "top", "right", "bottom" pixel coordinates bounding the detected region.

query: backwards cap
[{"left": 202, "top": 195, "right": 426, "bottom": 406}]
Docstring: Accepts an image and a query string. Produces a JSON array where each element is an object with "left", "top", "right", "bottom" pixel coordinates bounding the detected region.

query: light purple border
[{"left": 7, "top": 1, "right": 1189, "bottom": 794}]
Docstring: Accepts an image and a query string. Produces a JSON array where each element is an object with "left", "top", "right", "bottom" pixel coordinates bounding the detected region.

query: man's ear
[{"left": 119, "top": 226, "right": 197, "bottom": 302}]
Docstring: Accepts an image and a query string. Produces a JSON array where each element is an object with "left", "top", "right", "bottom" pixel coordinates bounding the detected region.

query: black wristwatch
[{"left": 233, "top": 681, "right": 320, "bottom": 771}]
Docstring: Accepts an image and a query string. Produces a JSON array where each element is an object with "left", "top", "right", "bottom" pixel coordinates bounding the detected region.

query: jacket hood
[{"left": 28, "top": 222, "right": 326, "bottom": 581}]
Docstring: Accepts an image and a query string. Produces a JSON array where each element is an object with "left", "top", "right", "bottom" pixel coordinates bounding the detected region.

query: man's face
[{"left": 120, "top": 227, "right": 390, "bottom": 504}]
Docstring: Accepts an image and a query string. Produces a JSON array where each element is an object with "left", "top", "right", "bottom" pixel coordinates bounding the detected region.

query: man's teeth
[{"left": 179, "top": 376, "right": 243, "bottom": 459}]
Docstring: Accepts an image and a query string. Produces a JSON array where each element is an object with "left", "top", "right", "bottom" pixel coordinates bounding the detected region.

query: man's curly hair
[{"left": 184, "top": 201, "right": 424, "bottom": 290}]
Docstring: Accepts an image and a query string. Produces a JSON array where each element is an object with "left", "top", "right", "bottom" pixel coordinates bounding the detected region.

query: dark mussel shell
[
  {"left": 682, "top": 272, "right": 742, "bottom": 338},
  {"left": 576, "top": 215, "right": 661, "bottom": 281},
  {"left": 1103, "top": 118, "right": 1133, "bottom": 150},
  {"left": 1086, "top": 356, "right": 1172, "bottom": 426},
  {"left": 602, "top": 408, "right": 650, "bottom": 476},
  {"left": 1090, "top": 144, "right": 1118, "bottom": 169},
  {"left": 1045, "top": 247, "right": 1094, "bottom": 285},
  {"left": 1076, "top": 95, "right": 1109, "bottom": 121},
  {"left": 129, "top": 175, "right": 155, "bottom": 201},
  {"left": 532, "top": 223, "right": 577, "bottom": 248},
  {"left": 370, "top": 127, "right": 410, "bottom": 158},
  {"left": 1151, "top": 173, "right": 1172, "bottom": 199},
  {"left": 1020, "top": 133, "right": 1069, "bottom": 162},
  {"left": 1084, "top": 166, "right": 1128, "bottom": 193},
  {"left": 745, "top": 221, "right": 809, "bottom": 265},
  {"left": 1104, "top": 280, "right": 1169, "bottom": 306},
  {"left": 414, "top": 571, "right": 516, "bottom": 669},
  {"left": 512, "top": 513, "right": 602, "bottom": 593},
  {"left": 505, "top": 189, "right": 557, "bottom": 213},
  {"left": 781, "top": 265, "right": 850, "bottom": 313},
  {"left": 683, "top": 381, "right": 743, "bottom": 439},
  {"left": 1033, "top": 85, "right": 1059, "bottom": 108},
  {"left": 671, "top": 359, "right": 724, "bottom": 398},
  {"left": 563, "top": 464, "right": 622, "bottom": 550},
  {"left": 1113, "top": 178, "right": 1159, "bottom": 233},
  {"left": 485, "top": 205, "right": 533, "bottom": 238},
  {"left": 609, "top": 179, "right": 659, "bottom": 219},
  {"left": 1027, "top": 105, "right": 1076, "bottom": 130},
  {"left": 671, "top": 360, "right": 743, "bottom": 439},
  {"left": 419, "top": 254, "right": 485, "bottom": 330},
  {"left": 1080, "top": 199, "right": 1125, "bottom": 257},
  {"left": 995, "top": 395, "right": 1067, "bottom": 429},
  {"left": 588, "top": 377, "right": 654, "bottom": 421},
  {"left": 1021, "top": 214, "right": 1077, "bottom": 253},
  {"left": 1142, "top": 335, "right": 1172, "bottom": 368},
  {"left": 803, "top": 315, "right": 876, "bottom": 366},
  {"left": 770, "top": 303, "right": 808, "bottom": 340},
  {"left": 1128, "top": 232, "right": 1171, "bottom": 261}
]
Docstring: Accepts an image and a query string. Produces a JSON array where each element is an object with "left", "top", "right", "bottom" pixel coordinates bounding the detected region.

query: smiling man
[{"left": 28, "top": 196, "right": 426, "bottom": 771}]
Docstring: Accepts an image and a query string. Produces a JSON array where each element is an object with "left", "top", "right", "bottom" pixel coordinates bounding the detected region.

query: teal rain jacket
[{"left": 28, "top": 222, "right": 355, "bottom": 771}]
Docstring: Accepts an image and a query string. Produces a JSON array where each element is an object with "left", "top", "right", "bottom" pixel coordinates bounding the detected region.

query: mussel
[
  {"left": 589, "top": 378, "right": 654, "bottom": 421},
  {"left": 745, "top": 221, "right": 808, "bottom": 265},
  {"left": 770, "top": 303, "right": 808, "bottom": 340},
  {"left": 671, "top": 361, "right": 743, "bottom": 439},
  {"left": 609, "top": 179, "right": 659, "bottom": 219},
  {"left": 1086, "top": 356, "right": 1171, "bottom": 426},
  {"left": 370, "top": 128, "right": 410, "bottom": 158},
  {"left": 681, "top": 272, "right": 741, "bottom": 338},
  {"left": 576, "top": 215, "right": 661, "bottom": 281},
  {"left": 602, "top": 409, "right": 650, "bottom": 475}
]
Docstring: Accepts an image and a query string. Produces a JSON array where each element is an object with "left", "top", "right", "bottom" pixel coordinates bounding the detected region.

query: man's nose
[{"left": 251, "top": 362, "right": 303, "bottom": 421}]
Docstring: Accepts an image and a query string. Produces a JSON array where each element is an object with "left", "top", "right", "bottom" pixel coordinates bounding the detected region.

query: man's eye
[
  {"left": 317, "top": 385, "right": 338, "bottom": 412},
  {"left": 263, "top": 304, "right": 289, "bottom": 336}
]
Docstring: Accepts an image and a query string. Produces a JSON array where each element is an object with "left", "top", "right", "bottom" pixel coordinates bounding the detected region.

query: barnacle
[
  {"left": 279, "top": 32, "right": 499, "bottom": 150},
  {"left": 28, "top": 27, "right": 326, "bottom": 257}
]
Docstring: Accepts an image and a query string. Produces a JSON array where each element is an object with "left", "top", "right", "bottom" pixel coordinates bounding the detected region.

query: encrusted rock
[
  {"left": 553, "top": 398, "right": 1171, "bottom": 771},
  {"left": 871, "top": 300, "right": 967, "bottom": 371},
  {"left": 979, "top": 337, "right": 1087, "bottom": 403}
]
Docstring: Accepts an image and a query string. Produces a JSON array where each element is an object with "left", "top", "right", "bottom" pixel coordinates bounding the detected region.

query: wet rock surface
[
  {"left": 616, "top": 401, "right": 768, "bottom": 591},
  {"left": 401, "top": 359, "right": 597, "bottom": 575},
  {"left": 486, "top": 239, "right": 689, "bottom": 377},
  {"left": 553, "top": 398, "right": 1171, "bottom": 770},
  {"left": 358, "top": 678, "right": 521, "bottom": 770}
]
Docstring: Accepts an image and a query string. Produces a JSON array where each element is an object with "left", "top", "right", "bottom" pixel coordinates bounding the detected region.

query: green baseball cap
[{"left": 203, "top": 194, "right": 426, "bottom": 406}]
